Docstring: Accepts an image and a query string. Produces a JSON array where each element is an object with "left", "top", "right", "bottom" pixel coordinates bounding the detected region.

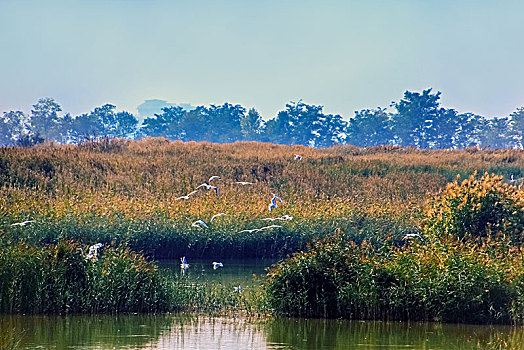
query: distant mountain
[{"left": 137, "top": 99, "right": 195, "bottom": 120}]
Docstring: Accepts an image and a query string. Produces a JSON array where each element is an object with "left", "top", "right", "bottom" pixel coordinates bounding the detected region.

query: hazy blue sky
[{"left": 1, "top": 0, "right": 523, "bottom": 120}]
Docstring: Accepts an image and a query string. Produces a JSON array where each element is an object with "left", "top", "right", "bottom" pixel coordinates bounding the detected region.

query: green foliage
[
  {"left": 264, "top": 232, "right": 524, "bottom": 323},
  {"left": 424, "top": 172, "right": 524, "bottom": 244},
  {"left": 0, "top": 241, "right": 175, "bottom": 314}
]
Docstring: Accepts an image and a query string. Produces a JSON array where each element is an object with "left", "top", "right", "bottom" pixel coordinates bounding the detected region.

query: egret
[
  {"left": 192, "top": 220, "right": 209, "bottom": 229},
  {"left": 210, "top": 213, "right": 226, "bottom": 222},
  {"left": 196, "top": 183, "right": 219, "bottom": 197},
  {"left": 10, "top": 220, "right": 35, "bottom": 227},
  {"left": 175, "top": 190, "right": 199, "bottom": 200},
  {"left": 180, "top": 256, "right": 189, "bottom": 270},
  {"left": 235, "top": 181, "right": 254, "bottom": 185},
  {"left": 402, "top": 233, "right": 424, "bottom": 241},
  {"left": 212, "top": 262, "right": 223, "bottom": 270},
  {"left": 234, "top": 285, "right": 242, "bottom": 293},
  {"left": 294, "top": 154, "right": 303, "bottom": 160},
  {"left": 269, "top": 193, "right": 282, "bottom": 211},
  {"left": 262, "top": 215, "right": 293, "bottom": 221},
  {"left": 208, "top": 176, "right": 220, "bottom": 182},
  {"left": 238, "top": 225, "right": 282, "bottom": 234},
  {"left": 86, "top": 243, "right": 103, "bottom": 260}
]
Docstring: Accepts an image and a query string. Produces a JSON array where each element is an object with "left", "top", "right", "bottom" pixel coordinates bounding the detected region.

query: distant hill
[{"left": 136, "top": 99, "right": 195, "bottom": 121}]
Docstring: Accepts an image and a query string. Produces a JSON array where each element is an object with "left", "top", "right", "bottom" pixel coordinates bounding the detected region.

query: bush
[
  {"left": 0, "top": 241, "right": 175, "bottom": 314},
  {"left": 264, "top": 232, "right": 524, "bottom": 323},
  {"left": 424, "top": 172, "right": 524, "bottom": 245}
]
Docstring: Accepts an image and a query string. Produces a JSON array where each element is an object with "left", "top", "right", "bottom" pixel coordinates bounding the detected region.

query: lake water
[{"left": 1, "top": 259, "right": 522, "bottom": 349}]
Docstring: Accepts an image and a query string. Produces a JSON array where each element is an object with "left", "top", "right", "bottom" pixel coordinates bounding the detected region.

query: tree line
[{"left": 2, "top": 89, "right": 524, "bottom": 149}]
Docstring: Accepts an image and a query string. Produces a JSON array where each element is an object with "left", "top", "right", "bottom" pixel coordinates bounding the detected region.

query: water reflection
[{"left": 1, "top": 314, "right": 522, "bottom": 349}]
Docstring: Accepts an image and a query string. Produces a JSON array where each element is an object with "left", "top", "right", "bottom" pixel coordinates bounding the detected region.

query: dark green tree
[
  {"left": 140, "top": 106, "right": 186, "bottom": 140},
  {"left": 509, "top": 107, "right": 524, "bottom": 148},
  {"left": 479, "top": 117, "right": 515, "bottom": 149},
  {"left": 454, "top": 113, "right": 484, "bottom": 149},
  {"left": 29, "top": 97, "right": 63, "bottom": 141},
  {"left": 240, "top": 108, "right": 264, "bottom": 141},
  {"left": 391, "top": 89, "right": 441, "bottom": 148},
  {"left": 0, "top": 111, "right": 26, "bottom": 146},
  {"left": 347, "top": 108, "right": 393, "bottom": 147}
]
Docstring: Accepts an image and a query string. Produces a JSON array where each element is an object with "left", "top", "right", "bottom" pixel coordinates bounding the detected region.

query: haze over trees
[{"left": 1, "top": 89, "right": 523, "bottom": 149}]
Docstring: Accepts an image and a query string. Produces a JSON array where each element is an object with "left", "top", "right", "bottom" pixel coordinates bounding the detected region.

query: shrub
[{"left": 424, "top": 172, "right": 524, "bottom": 245}]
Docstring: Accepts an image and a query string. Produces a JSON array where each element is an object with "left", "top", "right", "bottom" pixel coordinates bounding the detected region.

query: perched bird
[
  {"left": 175, "top": 190, "right": 199, "bottom": 200},
  {"left": 192, "top": 220, "right": 209, "bottom": 229},
  {"left": 180, "top": 256, "right": 189, "bottom": 270},
  {"left": 294, "top": 154, "right": 303, "bottom": 160},
  {"left": 210, "top": 213, "right": 226, "bottom": 223},
  {"left": 235, "top": 181, "right": 254, "bottom": 185},
  {"left": 10, "top": 220, "right": 35, "bottom": 227},
  {"left": 212, "top": 262, "right": 223, "bottom": 270},
  {"left": 208, "top": 176, "right": 220, "bottom": 182},
  {"left": 86, "top": 243, "right": 103, "bottom": 260}
]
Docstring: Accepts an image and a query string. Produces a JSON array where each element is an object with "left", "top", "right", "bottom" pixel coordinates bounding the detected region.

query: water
[
  {"left": 1, "top": 315, "right": 522, "bottom": 349},
  {"left": 1, "top": 259, "right": 522, "bottom": 349}
]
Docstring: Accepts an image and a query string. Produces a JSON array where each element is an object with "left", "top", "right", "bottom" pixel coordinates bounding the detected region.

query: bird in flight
[
  {"left": 86, "top": 243, "right": 103, "bottom": 260},
  {"left": 196, "top": 183, "right": 219, "bottom": 197},
  {"left": 175, "top": 190, "right": 199, "bottom": 200},
  {"left": 234, "top": 285, "right": 242, "bottom": 293},
  {"left": 295, "top": 154, "right": 303, "bottom": 160},
  {"left": 235, "top": 181, "right": 254, "bottom": 185},
  {"left": 10, "top": 220, "right": 35, "bottom": 227},
  {"left": 262, "top": 215, "right": 293, "bottom": 221},
  {"left": 269, "top": 193, "right": 282, "bottom": 211},
  {"left": 402, "top": 233, "right": 424, "bottom": 241},
  {"left": 238, "top": 225, "right": 283, "bottom": 234},
  {"left": 212, "top": 262, "right": 223, "bottom": 270},
  {"left": 208, "top": 176, "right": 220, "bottom": 182},
  {"left": 210, "top": 213, "right": 226, "bottom": 222},
  {"left": 192, "top": 220, "right": 209, "bottom": 229}
]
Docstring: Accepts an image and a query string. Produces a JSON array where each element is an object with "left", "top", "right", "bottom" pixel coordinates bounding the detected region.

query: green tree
[
  {"left": 347, "top": 108, "right": 393, "bottom": 147},
  {"left": 240, "top": 108, "right": 264, "bottom": 141},
  {"left": 0, "top": 111, "right": 26, "bottom": 146},
  {"left": 140, "top": 106, "right": 187, "bottom": 140},
  {"left": 509, "top": 107, "right": 524, "bottom": 148},
  {"left": 29, "top": 97, "right": 63, "bottom": 141},
  {"left": 391, "top": 89, "right": 441, "bottom": 148},
  {"left": 479, "top": 117, "right": 515, "bottom": 149}
]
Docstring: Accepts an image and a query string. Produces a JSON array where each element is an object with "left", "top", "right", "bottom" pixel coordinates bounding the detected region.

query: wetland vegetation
[{"left": 0, "top": 139, "right": 523, "bottom": 325}]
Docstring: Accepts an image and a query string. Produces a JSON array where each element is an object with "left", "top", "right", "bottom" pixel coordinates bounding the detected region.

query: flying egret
[
  {"left": 180, "top": 256, "right": 189, "bottom": 270},
  {"left": 402, "top": 233, "right": 424, "bottom": 241},
  {"left": 208, "top": 176, "right": 220, "bottom": 182},
  {"left": 196, "top": 183, "right": 219, "bottom": 197},
  {"left": 212, "top": 262, "right": 223, "bottom": 270},
  {"left": 175, "top": 190, "right": 199, "bottom": 200},
  {"left": 238, "top": 225, "right": 282, "bottom": 234},
  {"left": 10, "top": 220, "right": 35, "bottom": 227},
  {"left": 294, "top": 154, "right": 303, "bottom": 160},
  {"left": 86, "top": 243, "right": 103, "bottom": 260},
  {"left": 210, "top": 213, "right": 226, "bottom": 222},
  {"left": 269, "top": 193, "right": 282, "bottom": 211},
  {"left": 237, "top": 228, "right": 260, "bottom": 234},
  {"left": 234, "top": 285, "right": 242, "bottom": 293},
  {"left": 235, "top": 181, "right": 254, "bottom": 185},
  {"left": 192, "top": 220, "right": 209, "bottom": 229},
  {"left": 262, "top": 215, "right": 293, "bottom": 221}
]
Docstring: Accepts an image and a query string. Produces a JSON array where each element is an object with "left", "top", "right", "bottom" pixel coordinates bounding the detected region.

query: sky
[{"left": 1, "top": 0, "right": 523, "bottom": 120}]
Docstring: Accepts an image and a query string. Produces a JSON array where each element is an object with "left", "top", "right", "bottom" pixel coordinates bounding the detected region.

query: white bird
[
  {"left": 180, "top": 256, "right": 189, "bottom": 270},
  {"left": 175, "top": 190, "right": 199, "bottom": 200},
  {"left": 294, "top": 154, "right": 303, "bottom": 160},
  {"left": 235, "top": 181, "right": 254, "bottom": 185},
  {"left": 196, "top": 183, "right": 219, "bottom": 197},
  {"left": 234, "top": 285, "right": 242, "bottom": 293},
  {"left": 402, "top": 233, "right": 424, "bottom": 240},
  {"left": 269, "top": 193, "right": 282, "bottom": 211},
  {"left": 210, "top": 213, "right": 226, "bottom": 222},
  {"left": 86, "top": 243, "right": 103, "bottom": 260},
  {"left": 238, "top": 225, "right": 283, "bottom": 234},
  {"left": 192, "top": 220, "right": 209, "bottom": 229},
  {"left": 262, "top": 215, "right": 293, "bottom": 222},
  {"left": 208, "top": 176, "right": 220, "bottom": 182},
  {"left": 212, "top": 262, "right": 223, "bottom": 270},
  {"left": 10, "top": 220, "right": 35, "bottom": 227}
]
